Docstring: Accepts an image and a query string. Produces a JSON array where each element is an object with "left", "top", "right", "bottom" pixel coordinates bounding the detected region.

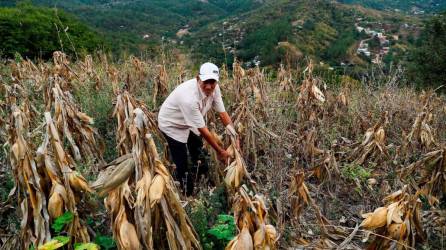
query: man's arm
[{"left": 219, "top": 112, "right": 232, "bottom": 127}]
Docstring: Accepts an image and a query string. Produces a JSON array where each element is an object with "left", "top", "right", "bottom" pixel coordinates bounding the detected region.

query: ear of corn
[{"left": 360, "top": 185, "right": 425, "bottom": 247}]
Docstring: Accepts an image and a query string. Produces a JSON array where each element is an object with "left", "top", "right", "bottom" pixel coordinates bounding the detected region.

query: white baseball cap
[{"left": 199, "top": 62, "right": 219, "bottom": 82}]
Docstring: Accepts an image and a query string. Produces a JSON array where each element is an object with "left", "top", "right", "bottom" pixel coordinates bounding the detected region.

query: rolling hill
[
  {"left": 0, "top": 0, "right": 420, "bottom": 66},
  {"left": 188, "top": 0, "right": 417, "bottom": 67}
]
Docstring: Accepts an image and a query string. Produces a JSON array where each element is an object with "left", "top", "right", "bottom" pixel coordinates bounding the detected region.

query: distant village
[{"left": 354, "top": 17, "right": 406, "bottom": 64}]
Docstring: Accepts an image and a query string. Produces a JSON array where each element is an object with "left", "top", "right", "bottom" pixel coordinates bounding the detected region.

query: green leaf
[
  {"left": 39, "top": 237, "right": 70, "bottom": 250},
  {"left": 216, "top": 214, "right": 235, "bottom": 225},
  {"left": 94, "top": 235, "right": 116, "bottom": 250},
  {"left": 53, "top": 236, "right": 71, "bottom": 245},
  {"left": 73, "top": 243, "right": 100, "bottom": 250},
  {"left": 51, "top": 211, "right": 74, "bottom": 233},
  {"left": 208, "top": 214, "right": 236, "bottom": 241}
]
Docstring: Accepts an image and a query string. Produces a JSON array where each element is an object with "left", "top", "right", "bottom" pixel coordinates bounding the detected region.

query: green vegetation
[
  {"left": 0, "top": 0, "right": 262, "bottom": 54},
  {"left": 407, "top": 12, "right": 446, "bottom": 88},
  {"left": 239, "top": 17, "right": 293, "bottom": 65},
  {"left": 0, "top": 3, "right": 105, "bottom": 59},
  {"left": 188, "top": 186, "right": 233, "bottom": 250},
  {"left": 338, "top": 0, "right": 446, "bottom": 13},
  {"left": 321, "top": 28, "right": 362, "bottom": 64},
  {"left": 207, "top": 215, "right": 236, "bottom": 245},
  {"left": 189, "top": 0, "right": 413, "bottom": 67},
  {"left": 51, "top": 211, "right": 74, "bottom": 233},
  {"left": 43, "top": 211, "right": 113, "bottom": 249},
  {"left": 341, "top": 163, "right": 372, "bottom": 182},
  {"left": 0, "top": 0, "right": 417, "bottom": 68}
]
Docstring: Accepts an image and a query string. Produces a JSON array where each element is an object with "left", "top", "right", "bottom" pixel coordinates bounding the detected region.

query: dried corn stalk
[
  {"left": 152, "top": 64, "right": 168, "bottom": 105},
  {"left": 107, "top": 65, "right": 121, "bottom": 95},
  {"left": 52, "top": 51, "right": 75, "bottom": 82},
  {"left": 224, "top": 132, "right": 252, "bottom": 190},
  {"left": 8, "top": 105, "right": 51, "bottom": 249},
  {"left": 79, "top": 55, "right": 101, "bottom": 90},
  {"left": 126, "top": 56, "right": 148, "bottom": 94},
  {"left": 289, "top": 172, "right": 328, "bottom": 225},
  {"left": 310, "top": 151, "right": 340, "bottom": 190},
  {"left": 403, "top": 94, "right": 437, "bottom": 154},
  {"left": 113, "top": 91, "right": 162, "bottom": 156},
  {"left": 232, "top": 59, "right": 246, "bottom": 102},
  {"left": 295, "top": 129, "right": 325, "bottom": 165},
  {"left": 278, "top": 64, "right": 293, "bottom": 92},
  {"left": 297, "top": 61, "right": 326, "bottom": 124},
  {"left": 232, "top": 96, "right": 278, "bottom": 167},
  {"left": 13, "top": 59, "right": 47, "bottom": 88},
  {"left": 49, "top": 83, "right": 104, "bottom": 164},
  {"left": 360, "top": 185, "right": 426, "bottom": 249},
  {"left": 37, "top": 112, "right": 91, "bottom": 243},
  {"left": 350, "top": 112, "right": 390, "bottom": 165},
  {"left": 399, "top": 148, "right": 446, "bottom": 206},
  {"left": 93, "top": 91, "right": 200, "bottom": 249},
  {"left": 226, "top": 187, "right": 277, "bottom": 250},
  {"left": 247, "top": 67, "right": 267, "bottom": 117}
]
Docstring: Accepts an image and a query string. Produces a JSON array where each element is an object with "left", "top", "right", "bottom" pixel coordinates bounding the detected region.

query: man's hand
[
  {"left": 218, "top": 148, "right": 231, "bottom": 165},
  {"left": 199, "top": 127, "right": 231, "bottom": 164}
]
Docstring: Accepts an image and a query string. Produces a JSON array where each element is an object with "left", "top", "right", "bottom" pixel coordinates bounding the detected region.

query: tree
[
  {"left": 407, "top": 13, "right": 446, "bottom": 88},
  {"left": 0, "top": 4, "right": 106, "bottom": 59}
]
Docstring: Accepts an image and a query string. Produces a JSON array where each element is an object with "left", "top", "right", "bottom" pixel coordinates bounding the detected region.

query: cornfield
[{"left": 0, "top": 51, "right": 445, "bottom": 250}]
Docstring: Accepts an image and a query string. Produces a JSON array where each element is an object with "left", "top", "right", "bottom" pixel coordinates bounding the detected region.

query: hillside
[
  {"left": 0, "top": 4, "right": 105, "bottom": 59},
  {"left": 0, "top": 0, "right": 421, "bottom": 67},
  {"left": 188, "top": 0, "right": 418, "bottom": 67},
  {"left": 0, "top": 0, "right": 265, "bottom": 53},
  {"left": 337, "top": 0, "right": 446, "bottom": 13}
]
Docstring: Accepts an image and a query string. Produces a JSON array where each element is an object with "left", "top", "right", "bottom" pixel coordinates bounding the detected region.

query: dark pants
[{"left": 162, "top": 131, "right": 209, "bottom": 196}]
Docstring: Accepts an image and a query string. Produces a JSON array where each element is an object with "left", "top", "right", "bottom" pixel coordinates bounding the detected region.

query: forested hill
[
  {"left": 0, "top": 0, "right": 427, "bottom": 69},
  {"left": 188, "top": 0, "right": 416, "bottom": 67},
  {"left": 0, "top": 3, "right": 105, "bottom": 59},
  {"left": 337, "top": 0, "right": 446, "bottom": 13},
  {"left": 0, "top": 0, "right": 265, "bottom": 53}
]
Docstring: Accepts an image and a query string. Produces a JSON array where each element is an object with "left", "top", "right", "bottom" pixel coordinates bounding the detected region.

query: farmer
[{"left": 158, "top": 62, "right": 236, "bottom": 196}]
